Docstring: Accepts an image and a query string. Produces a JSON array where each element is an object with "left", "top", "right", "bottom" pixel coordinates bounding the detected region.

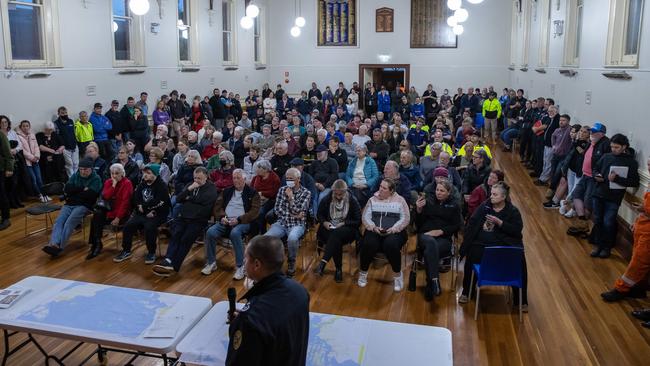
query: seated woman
[
  {"left": 210, "top": 150, "right": 235, "bottom": 192},
  {"left": 251, "top": 159, "right": 281, "bottom": 234},
  {"left": 415, "top": 180, "right": 462, "bottom": 301},
  {"left": 345, "top": 144, "right": 379, "bottom": 208},
  {"left": 148, "top": 147, "right": 172, "bottom": 185},
  {"left": 87, "top": 163, "right": 134, "bottom": 260},
  {"left": 468, "top": 170, "right": 505, "bottom": 217},
  {"left": 458, "top": 182, "right": 527, "bottom": 309},
  {"left": 462, "top": 149, "right": 491, "bottom": 198},
  {"left": 243, "top": 146, "right": 261, "bottom": 184},
  {"left": 358, "top": 179, "right": 410, "bottom": 292},
  {"left": 125, "top": 139, "right": 144, "bottom": 168},
  {"left": 172, "top": 138, "right": 190, "bottom": 175},
  {"left": 314, "top": 179, "right": 362, "bottom": 283},
  {"left": 84, "top": 142, "right": 107, "bottom": 180}
]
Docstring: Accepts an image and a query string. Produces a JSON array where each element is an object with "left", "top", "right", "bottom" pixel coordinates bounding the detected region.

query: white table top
[
  {"left": 0, "top": 276, "right": 212, "bottom": 354},
  {"left": 177, "top": 301, "right": 453, "bottom": 366}
]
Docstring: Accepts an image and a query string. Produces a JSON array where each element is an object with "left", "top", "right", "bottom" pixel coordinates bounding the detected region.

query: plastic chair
[{"left": 469, "top": 246, "right": 525, "bottom": 322}]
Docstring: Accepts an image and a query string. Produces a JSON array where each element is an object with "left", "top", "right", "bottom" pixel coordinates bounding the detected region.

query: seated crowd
[{"left": 0, "top": 81, "right": 646, "bottom": 312}]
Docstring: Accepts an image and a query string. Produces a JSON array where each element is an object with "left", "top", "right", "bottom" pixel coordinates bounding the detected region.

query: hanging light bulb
[
  {"left": 447, "top": 16, "right": 458, "bottom": 27},
  {"left": 454, "top": 8, "right": 469, "bottom": 23},
  {"left": 112, "top": 21, "right": 119, "bottom": 33},
  {"left": 240, "top": 16, "right": 254, "bottom": 29},
  {"left": 290, "top": 26, "right": 301, "bottom": 37},
  {"left": 447, "top": 0, "right": 462, "bottom": 11},
  {"left": 128, "top": 0, "right": 150, "bottom": 16},
  {"left": 246, "top": 4, "right": 260, "bottom": 18},
  {"left": 468, "top": 0, "right": 484, "bottom": 4},
  {"left": 453, "top": 24, "right": 464, "bottom": 35},
  {"left": 295, "top": 16, "right": 306, "bottom": 27}
]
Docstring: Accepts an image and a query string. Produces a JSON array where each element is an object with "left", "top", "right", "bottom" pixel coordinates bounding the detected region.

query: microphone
[{"left": 227, "top": 287, "right": 237, "bottom": 322}]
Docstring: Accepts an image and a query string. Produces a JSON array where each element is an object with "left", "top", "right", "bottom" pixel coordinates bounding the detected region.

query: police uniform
[{"left": 226, "top": 272, "right": 310, "bottom": 366}]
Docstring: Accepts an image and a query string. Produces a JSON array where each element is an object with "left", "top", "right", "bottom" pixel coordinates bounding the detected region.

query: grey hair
[
  {"left": 439, "top": 151, "right": 451, "bottom": 159},
  {"left": 254, "top": 159, "right": 272, "bottom": 172},
  {"left": 355, "top": 144, "right": 368, "bottom": 153},
  {"left": 385, "top": 160, "right": 399, "bottom": 171},
  {"left": 188, "top": 130, "right": 198, "bottom": 139},
  {"left": 157, "top": 124, "right": 169, "bottom": 133},
  {"left": 212, "top": 131, "right": 223, "bottom": 140},
  {"left": 275, "top": 140, "right": 288, "bottom": 149},
  {"left": 194, "top": 166, "right": 208, "bottom": 176},
  {"left": 232, "top": 168, "right": 247, "bottom": 179},
  {"left": 44, "top": 121, "right": 56, "bottom": 130},
  {"left": 317, "top": 128, "right": 327, "bottom": 136},
  {"left": 234, "top": 126, "right": 244, "bottom": 134},
  {"left": 286, "top": 167, "right": 301, "bottom": 179},
  {"left": 219, "top": 150, "right": 235, "bottom": 164},
  {"left": 186, "top": 149, "right": 203, "bottom": 164},
  {"left": 109, "top": 163, "right": 125, "bottom": 175}
]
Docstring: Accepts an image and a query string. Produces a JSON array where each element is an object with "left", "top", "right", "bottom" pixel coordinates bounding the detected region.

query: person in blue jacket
[
  {"left": 345, "top": 144, "right": 379, "bottom": 208},
  {"left": 89, "top": 103, "right": 113, "bottom": 160},
  {"left": 411, "top": 97, "right": 425, "bottom": 119},
  {"left": 377, "top": 86, "right": 392, "bottom": 114}
]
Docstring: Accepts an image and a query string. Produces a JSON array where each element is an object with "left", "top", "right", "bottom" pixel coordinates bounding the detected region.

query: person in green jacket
[
  {"left": 0, "top": 131, "right": 14, "bottom": 230},
  {"left": 482, "top": 92, "right": 502, "bottom": 143}
]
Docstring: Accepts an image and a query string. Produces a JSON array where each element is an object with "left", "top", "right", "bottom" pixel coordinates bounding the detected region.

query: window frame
[
  {"left": 521, "top": 0, "right": 532, "bottom": 66},
  {"left": 222, "top": 0, "right": 238, "bottom": 66},
  {"left": 509, "top": 0, "right": 519, "bottom": 67},
  {"left": 537, "top": 0, "right": 551, "bottom": 68},
  {"left": 177, "top": 0, "right": 200, "bottom": 66},
  {"left": 563, "top": 0, "right": 584, "bottom": 66},
  {"left": 110, "top": 0, "right": 146, "bottom": 68},
  {"left": 1, "top": 0, "right": 62, "bottom": 69},
  {"left": 253, "top": 5, "right": 266, "bottom": 66},
  {"left": 605, "top": 0, "right": 644, "bottom": 67}
]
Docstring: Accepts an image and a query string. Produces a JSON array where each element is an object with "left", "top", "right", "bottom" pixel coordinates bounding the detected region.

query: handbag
[{"left": 94, "top": 198, "right": 112, "bottom": 211}]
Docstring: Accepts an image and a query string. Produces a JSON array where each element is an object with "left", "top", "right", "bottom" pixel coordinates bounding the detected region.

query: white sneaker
[
  {"left": 393, "top": 272, "right": 404, "bottom": 292},
  {"left": 201, "top": 262, "right": 217, "bottom": 275},
  {"left": 233, "top": 266, "right": 246, "bottom": 280},
  {"left": 39, "top": 195, "right": 47, "bottom": 203},
  {"left": 559, "top": 200, "right": 569, "bottom": 215},
  {"left": 564, "top": 209, "right": 576, "bottom": 218},
  {"left": 357, "top": 271, "right": 368, "bottom": 288}
]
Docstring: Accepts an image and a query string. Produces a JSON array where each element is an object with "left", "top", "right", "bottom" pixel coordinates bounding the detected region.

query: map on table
[{"left": 17, "top": 282, "right": 179, "bottom": 338}]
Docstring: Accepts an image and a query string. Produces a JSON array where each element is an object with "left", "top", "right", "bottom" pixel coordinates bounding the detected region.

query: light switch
[{"left": 161, "top": 80, "right": 168, "bottom": 89}]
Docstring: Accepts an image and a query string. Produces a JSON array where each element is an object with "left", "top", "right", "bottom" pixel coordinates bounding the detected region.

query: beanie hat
[
  {"left": 433, "top": 167, "right": 449, "bottom": 178},
  {"left": 144, "top": 163, "right": 161, "bottom": 177}
]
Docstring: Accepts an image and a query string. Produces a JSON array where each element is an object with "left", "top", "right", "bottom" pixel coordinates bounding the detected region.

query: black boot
[
  {"left": 86, "top": 239, "right": 103, "bottom": 260},
  {"left": 431, "top": 278, "right": 441, "bottom": 296},
  {"left": 314, "top": 260, "right": 326, "bottom": 276},
  {"left": 424, "top": 279, "right": 434, "bottom": 302},
  {"left": 0, "top": 219, "right": 10, "bottom": 231},
  {"left": 334, "top": 267, "right": 343, "bottom": 283}
]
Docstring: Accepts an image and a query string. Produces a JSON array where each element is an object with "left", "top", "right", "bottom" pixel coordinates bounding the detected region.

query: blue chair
[{"left": 468, "top": 246, "right": 525, "bottom": 322}]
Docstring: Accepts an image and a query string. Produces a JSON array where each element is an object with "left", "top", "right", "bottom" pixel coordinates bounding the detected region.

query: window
[
  {"left": 509, "top": 0, "right": 519, "bottom": 66},
  {"left": 521, "top": 0, "right": 532, "bottom": 66},
  {"left": 537, "top": 0, "right": 551, "bottom": 67},
  {"left": 222, "top": 0, "right": 238, "bottom": 65},
  {"left": 606, "top": 0, "right": 644, "bottom": 67},
  {"left": 1, "top": 0, "right": 61, "bottom": 68},
  {"left": 111, "top": 0, "right": 145, "bottom": 67},
  {"left": 253, "top": 7, "right": 266, "bottom": 65},
  {"left": 563, "top": 0, "right": 584, "bottom": 66},
  {"left": 178, "top": 0, "right": 199, "bottom": 65}
]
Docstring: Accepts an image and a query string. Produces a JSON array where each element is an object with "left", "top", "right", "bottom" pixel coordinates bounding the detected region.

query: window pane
[
  {"left": 8, "top": 3, "right": 43, "bottom": 60},
  {"left": 254, "top": 17, "right": 259, "bottom": 36},
  {"left": 222, "top": 1, "right": 231, "bottom": 31},
  {"left": 625, "top": 0, "right": 643, "bottom": 55},
  {"left": 178, "top": 0, "right": 188, "bottom": 25},
  {"left": 254, "top": 36, "right": 259, "bottom": 62},
  {"left": 114, "top": 18, "right": 131, "bottom": 60},
  {"left": 223, "top": 32, "right": 231, "bottom": 61},
  {"left": 575, "top": 5, "right": 583, "bottom": 57},
  {"left": 179, "top": 29, "right": 189, "bottom": 61},
  {"left": 112, "top": 0, "right": 128, "bottom": 17}
]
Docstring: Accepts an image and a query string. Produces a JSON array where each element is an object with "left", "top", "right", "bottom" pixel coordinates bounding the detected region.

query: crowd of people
[{"left": 0, "top": 80, "right": 647, "bottom": 312}]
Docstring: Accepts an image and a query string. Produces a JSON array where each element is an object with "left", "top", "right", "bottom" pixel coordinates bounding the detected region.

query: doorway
[{"left": 358, "top": 64, "right": 410, "bottom": 92}]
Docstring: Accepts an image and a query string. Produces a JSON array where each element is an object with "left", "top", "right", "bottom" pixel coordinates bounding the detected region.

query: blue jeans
[
  {"left": 500, "top": 127, "right": 520, "bottom": 147},
  {"left": 264, "top": 223, "right": 305, "bottom": 262},
  {"left": 591, "top": 197, "right": 620, "bottom": 249},
  {"left": 26, "top": 164, "right": 44, "bottom": 195},
  {"left": 169, "top": 195, "right": 183, "bottom": 219},
  {"left": 205, "top": 222, "right": 250, "bottom": 266},
  {"left": 50, "top": 205, "right": 89, "bottom": 249},
  {"left": 318, "top": 188, "right": 331, "bottom": 205}
]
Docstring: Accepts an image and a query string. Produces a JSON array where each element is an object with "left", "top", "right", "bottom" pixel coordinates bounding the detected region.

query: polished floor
[{"left": 0, "top": 147, "right": 649, "bottom": 365}]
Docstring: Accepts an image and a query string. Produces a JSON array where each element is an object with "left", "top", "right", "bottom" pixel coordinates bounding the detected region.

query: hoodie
[{"left": 593, "top": 148, "right": 640, "bottom": 204}]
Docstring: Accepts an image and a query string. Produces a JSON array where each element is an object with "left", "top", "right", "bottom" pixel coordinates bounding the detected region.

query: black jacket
[
  {"left": 460, "top": 200, "right": 523, "bottom": 256},
  {"left": 177, "top": 182, "right": 218, "bottom": 222},
  {"left": 119, "top": 106, "right": 135, "bottom": 133},
  {"left": 560, "top": 139, "right": 589, "bottom": 177},
  {"left": 328, "top": 148, "right": 348, "bottom": 173},
  {"left": 105, "top": 109, "right": 127, "bottom": 137},
  {"left": 270, "top": 154, "right": 293, "bottom": 178},
  {"left": 209, "top": 95, "right": 225, "bottom": 119},
  {"left": 542, "top": 114, "right": 560, "bottom": 147},
  {"left": 228, "top": 138, "right": 246, "bottom": 168},
  {"left": 132, "top": 177, "right": 170, "bottom": 217},
  {"left": 308, "top": 88, "right": 322, "bottom": 100},
  {"left": 593, "top": 148, "right": 640, "bottom": 204},
  {"left": 462, "top": 163, "right": 491, "bottom": 195},
  {"left": 317, "top": 191, "right": 361, "bottom": 229},
  {"left": 309, "top": 158, "right": 339, "bottom": 188},
  {"left": 226, "top": 272, "right": 309, "bottom": 366},
  {"left": 168, "top": 98, "right": 188, "bottom": 120},
  {"left": 365, "top": 140, "right": 390, "bottom": 168},
  {"left": 588, "top": 136, "right": 611, "bottom": 173},
  {"left": 416, "top": 194, "right": 462, "bottom": 239}
]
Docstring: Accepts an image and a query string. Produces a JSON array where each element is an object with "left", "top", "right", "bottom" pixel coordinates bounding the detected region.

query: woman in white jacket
[{"left": 358, "top": 178, "right": 410, "bottom": 291}]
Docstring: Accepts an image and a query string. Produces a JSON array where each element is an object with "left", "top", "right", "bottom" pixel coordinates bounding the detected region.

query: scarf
[{"left": 329, "top": 192, "right": 350, "bottom": 226}]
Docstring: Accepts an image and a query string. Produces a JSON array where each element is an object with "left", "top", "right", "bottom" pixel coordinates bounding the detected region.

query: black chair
[{"left": 24, "top": 182, "right": 65, "bottom": 237}]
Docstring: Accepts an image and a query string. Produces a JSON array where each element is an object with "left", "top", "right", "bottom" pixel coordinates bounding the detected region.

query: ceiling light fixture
[{"left": 128, "top": 0, "right": 150, "bottom": 16}]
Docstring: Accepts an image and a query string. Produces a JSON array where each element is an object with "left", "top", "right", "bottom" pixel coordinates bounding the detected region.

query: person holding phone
[{"left": 358, "top": 179, "right": 410, "bottom": 291}]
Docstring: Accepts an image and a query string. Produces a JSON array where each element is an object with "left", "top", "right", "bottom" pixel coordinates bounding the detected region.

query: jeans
[
  {"left": 26, "top": 164, "right": 44, "bottom": 195},
  {"left": 591, "top": 197, "right": 620, "bottom": 249},
  {"left": 165, "top": 219, "right": 207, "bottom": 272},
  {"left": 50, "top": 205, "right": 89, "bottom": 249},
  {"left": 539, "top": 146, "right": 554, "bottom": 182},
  {"left": 63, "top": 147, "right": 79, "bottom": 179},
  {"left": 500, "top": 127, "right": 520, "bottom": 147},
  {"left": 418, "top": 234, "right": 452, "bottom": 280},
  {"left": 567, "top": 170, "right": 580, "bottom": 198},
  {"left": 205, "top": 222, "right": 250, "bottom": 266},
  {"left": 317, "top": 188, "right": 331, "bottom": 205},
  {"left": 265, "top": 223, "right": 305, "bottom": 262}
]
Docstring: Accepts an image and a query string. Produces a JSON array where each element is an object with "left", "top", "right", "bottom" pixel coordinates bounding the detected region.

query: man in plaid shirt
[{"left": 265, "top": 168, "right": 311, "bottom": 277}]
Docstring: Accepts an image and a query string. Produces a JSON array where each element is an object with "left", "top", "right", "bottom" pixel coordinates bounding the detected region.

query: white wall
[
  {"left": 268, "top": 0, "right": 512, "bottom": 95},
  {"left": 510, "top": 0, "right": 650, "bottom": 222},
  {"left": 0, "top": 0, "right": 269, "bottom": 128}
]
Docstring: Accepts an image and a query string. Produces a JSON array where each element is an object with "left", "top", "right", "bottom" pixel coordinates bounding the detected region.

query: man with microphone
[{"left": 226, "top": 235, "right": 310, "bottom": 366}]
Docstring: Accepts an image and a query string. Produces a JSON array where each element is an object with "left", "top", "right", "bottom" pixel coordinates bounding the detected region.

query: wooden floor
[{"left": 1, "top": 147, "right": 649, "bottom": 365}]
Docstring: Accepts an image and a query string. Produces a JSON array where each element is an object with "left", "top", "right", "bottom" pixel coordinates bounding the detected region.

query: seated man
[
  {"left": 153, "top": 167, "right": 218, "bottom": 276},
  {"left": 42, "top": 158, "right": 102, "bottom": 257},
  {"left": 270, "top": 140, "right": 293, "bottom": 178},
  {"left": 203, "top": 169, "right": 261, "bottom": 278},
  {"left": 398, "top": 150, "right": 422, "bottom": 192},
  {"left": 375, "top": 160, "right": 412, "bottom": 204},
  {"left": 281, "top": 158, "right": 318, "bottom": 219},
  {"left": 309, "top": 145, "right": 339, "bottom": 204},
  {"left": 264, "top": 168, "right": 311, "bottom": 277},
  {"left": 115, "top": 164, "right": 171, "bottom": 263}
]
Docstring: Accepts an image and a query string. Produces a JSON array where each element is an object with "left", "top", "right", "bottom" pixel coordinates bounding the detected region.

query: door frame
[{"left": 358, "top": 64, "right": 410, "bottom": 90}]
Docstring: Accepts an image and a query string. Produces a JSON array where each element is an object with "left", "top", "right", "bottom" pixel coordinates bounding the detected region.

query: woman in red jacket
[
  {"left": 250, "top": 159, "right": 280, "bottom": 234},
  {"left": 87, "top": 163, "right": 134, "bottom": 260},
  {"left": 468, "top": 170, "right": 504, "bottom": 218}
]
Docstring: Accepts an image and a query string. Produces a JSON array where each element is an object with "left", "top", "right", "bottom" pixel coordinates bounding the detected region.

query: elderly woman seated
[
  {"left": 210, "top": 150, "right": 235, "bottom": 192},
  {"left": 87, "top": 163, "right": 134, "bottom": 260},
  {"left": 358, "top": 179, "right": 410, "bottom": 292},
  {"left": 314, "top": 179, "right": 362, "bottom": 283},
  {"left": 345, "top": 144, "right": 379, "bottom": 208},
  {"left": 251, "top": 159, "right": 281, "bottom": 234},
  {"left": 415, "top": 179, "right": 462, "bottom": 301},
  {"left": 458, "top": 182, "right": 527, "bottom": 309},
  {"left": 202, "top": 131, "right": 224, "bottom": 161}
]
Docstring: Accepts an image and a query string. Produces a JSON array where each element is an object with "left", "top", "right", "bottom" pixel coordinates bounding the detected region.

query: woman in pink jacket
[{"left": 16, "top": 120, "right": 50, "bottom": 202}]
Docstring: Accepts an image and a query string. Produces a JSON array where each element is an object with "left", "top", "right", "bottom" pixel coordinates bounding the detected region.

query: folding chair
[
  {"left": 469, "top": 246, "right": 525, "bottom": 322},
  {"left": 24, "top": 182, "right": 65, "bottom": 237}
]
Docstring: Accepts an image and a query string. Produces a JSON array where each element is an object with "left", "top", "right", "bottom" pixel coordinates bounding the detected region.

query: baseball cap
[
  {"left": 290, "top": 158, "right": 305, "bottom": 166},
  {"left": 590, "top": 122, "right": 607, "bottom": 134},
  {"left": 315, "top": 145, "right": 328, "bottom": 153}
]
